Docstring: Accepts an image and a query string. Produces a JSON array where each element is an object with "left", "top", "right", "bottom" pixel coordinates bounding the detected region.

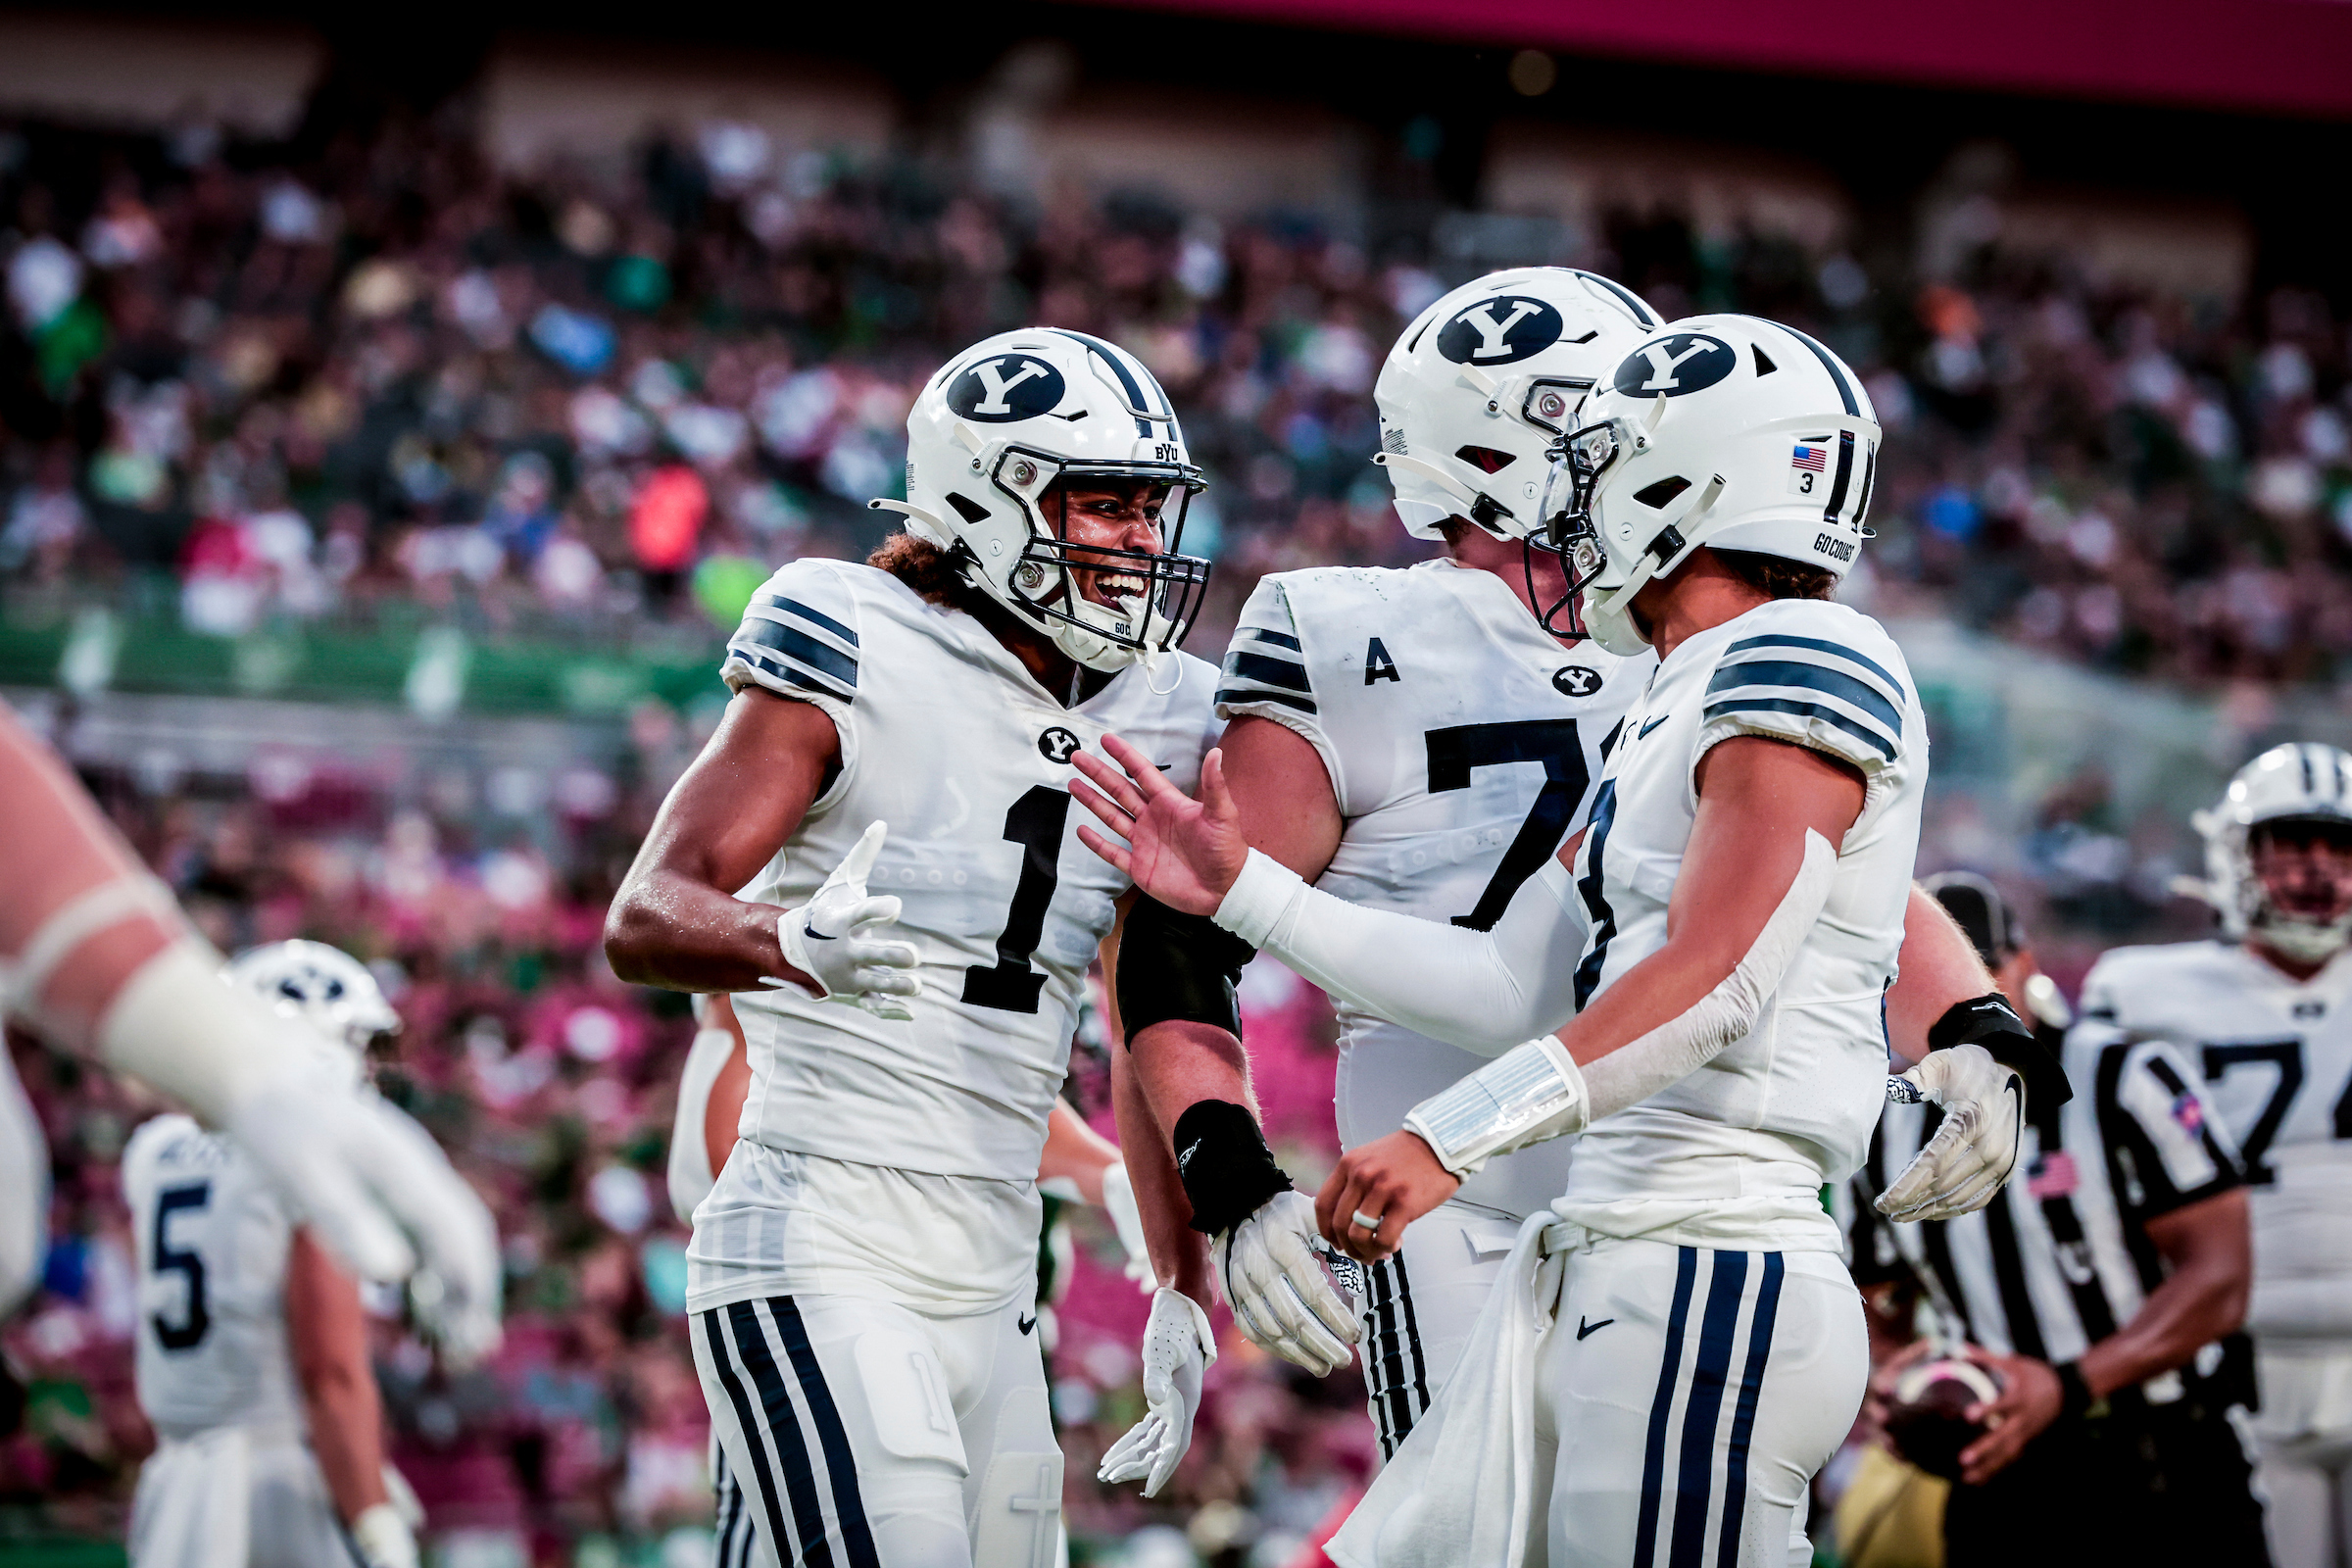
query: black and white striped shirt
[{"left": 1846, "top": 1020, "right": 2253, "bottom": 1407}]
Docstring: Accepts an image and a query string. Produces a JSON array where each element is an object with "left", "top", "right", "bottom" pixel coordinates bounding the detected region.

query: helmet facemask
[
  {"left": 982, "top": 445, "right": 1212, "bottom": 673},
  {"left": 2243, "top": 818, "right": 2352, "bottom": 963}
]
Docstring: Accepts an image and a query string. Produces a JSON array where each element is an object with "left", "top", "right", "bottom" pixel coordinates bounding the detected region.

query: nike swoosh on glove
[
  {"left": 1099, "top": 1289, "right": 1214, "bottom": 1496},
  {"left": 1214, "top": 1190, "right": 1360, "bottom": 1376},
  {"left": 770, "top": 820, "right": 921, "bottom": 1021},
  {"left": 1877, "top": 1042, "right": 2026, "bottom": 1222}
]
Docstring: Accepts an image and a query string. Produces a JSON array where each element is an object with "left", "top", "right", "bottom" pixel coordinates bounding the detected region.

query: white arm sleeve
[{"left": 1215, "top": 849, "right": 1587, "bottom": 1054}]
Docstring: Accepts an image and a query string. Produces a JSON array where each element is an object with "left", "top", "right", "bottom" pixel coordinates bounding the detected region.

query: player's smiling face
[
  {"left": 2251, "top": 820, "right": 2352, "bottom": 926},
  {"left": 1053, "top": 478, "right": 1170, "bottom": 611}
]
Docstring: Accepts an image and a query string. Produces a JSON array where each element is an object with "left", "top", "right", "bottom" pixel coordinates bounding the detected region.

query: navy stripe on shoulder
[
  {"left": 1703, "top": 697, "right": 1897, "bottom": 761},
  {"left": 735, "top": 620, "right": 858, "bottom": 689},
  {"left": 1242, "top": 625, "right": 1302, "bottom": 652},
  {"left": 754, "top": 592, "right": 858, "bottom": 647},
  {"left": 1223, "top": 649, "right": 1312, "bottom": 693},
  {"left": 1721, "top": 634, "right": 1904, "bottom": 703},
  {"left": 1218, "top": 685, "right": 1316, "bottom": 715},
  {"left": 1707, "top": 658, "right": 1900, "bottom": 733},
  {"left": 733, "top": 645, "right": 857, "bottom": 705}
]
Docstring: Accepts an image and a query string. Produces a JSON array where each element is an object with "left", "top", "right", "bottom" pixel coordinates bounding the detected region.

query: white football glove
[
  {"left": 1214, "top": 1190, "right": 1360, "bottom": 1376},
  {"left": 1099, "top": 1288, "right": 1215, "bottom": 1497},
  {"left": 769, "top": 821, "right": 920, "bottom": 1020},
  {"left": 1877, "top": 1043, "right": 2026, "bottom": 1222},
  {"left": 349, "top": 1500, "right": 419, "bottom": 1568},
  {"left": 1100, "top": 1161, "right": 1157, "bottom": 1294}
]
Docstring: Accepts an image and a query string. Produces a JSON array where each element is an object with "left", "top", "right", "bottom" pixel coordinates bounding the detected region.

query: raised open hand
[{"left": 1070, "top": 735, "right": 1250, "bottom": 917}]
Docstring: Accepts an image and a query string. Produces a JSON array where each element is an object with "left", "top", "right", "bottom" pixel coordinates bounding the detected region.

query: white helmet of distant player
[
  {"left": 881, "top": 329, "right": 1211, "bottom": 672},
  {"left": 225, "top": 940, "right": 401, "bottom": 1083},
  {"left": 1373, "top": 268, "right": 1663, "bottom": 548},
  {"left": 2192, "top": 743, "right": 2352, "bottom": 961},
  {"left": 1534, "top": 315, "right": 1882, "bottom": 656}
]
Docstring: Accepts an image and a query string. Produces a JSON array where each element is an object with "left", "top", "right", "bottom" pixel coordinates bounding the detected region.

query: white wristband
[
  {"left": 1213, "top": 849, "right": 1307, "bottom": 949},
  {"left": 1403, "top": 1034, "right": 1590, "bottom": 1176},
  {"left": 96, "top": 937, "right": 313, "bottom": 1127}
]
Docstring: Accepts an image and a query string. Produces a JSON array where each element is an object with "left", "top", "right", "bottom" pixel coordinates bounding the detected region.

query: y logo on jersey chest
[
  {"left": 1037, "top": 727, "right": 1083, "bottom": 763},
  {"left": 1552, "top": 664, "right": 1603, "bottom": 698}
]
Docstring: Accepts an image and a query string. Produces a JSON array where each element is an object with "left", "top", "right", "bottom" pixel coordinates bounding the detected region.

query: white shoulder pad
[
  {"left": 1695, "top": 602, "right": 1911, "bottom": 780},
  {"left": 720, "top": 559, "right": 865, "bottom": 712}
]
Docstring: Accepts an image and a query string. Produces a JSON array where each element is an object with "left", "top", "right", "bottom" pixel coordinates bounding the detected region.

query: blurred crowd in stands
[
  {"left": 1, "top": 740, "right": 1373, "bottom": 1564},
  {"left": 0, "top": 108, "right": 2345, "bottom": 678}
]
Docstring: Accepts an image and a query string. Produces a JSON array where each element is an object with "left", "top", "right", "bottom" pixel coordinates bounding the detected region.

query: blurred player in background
[
  {"left": 2148, "top": 742, "right": 2352, "bottom": 1568},
  {"left": 0, "top": 707, "right": 499, "bottom": 1341},
  {"left": 123, "top": 943, "right": 425, "bottom": 1568},
  {"left": 1848, "top": 875, "right": 2266, "bottom": 1567},
  {"left": 665, "top": 992, "right": 1156, "bottom": 1567},
  {"left": 608, "top": 328, "right": 1255, "bottom": 1566},
  {"left": 1078, "top": 272, "right": 2055, "bottom": 1470}
]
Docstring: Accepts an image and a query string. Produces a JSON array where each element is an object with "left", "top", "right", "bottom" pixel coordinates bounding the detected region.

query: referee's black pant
[{"left": 1943, "top": 1397, "right": 2271, "bottom": 1568}]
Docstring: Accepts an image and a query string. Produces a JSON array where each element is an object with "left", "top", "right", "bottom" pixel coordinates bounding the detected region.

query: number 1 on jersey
[{"left": 963, "top": 785, "right": 1070, "bottom": 1014}]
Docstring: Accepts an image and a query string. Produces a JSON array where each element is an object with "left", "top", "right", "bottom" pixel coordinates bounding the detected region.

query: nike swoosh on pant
[{"left": 1578, "top": 1316, "right": 1615, "bottom": 1340}]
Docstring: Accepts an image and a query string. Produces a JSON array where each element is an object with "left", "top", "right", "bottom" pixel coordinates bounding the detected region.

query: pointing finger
[{"left": 839, "top": 819, "right": 888, "bottom": 884}]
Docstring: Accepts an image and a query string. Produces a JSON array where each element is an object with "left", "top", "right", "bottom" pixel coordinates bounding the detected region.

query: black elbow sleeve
[
  {"left": 1931, "top": 991, "right": 2074, "bottom": 1108},
  {"left": 1116, "top": 896, "right": 1254, "bottom": 1044}
]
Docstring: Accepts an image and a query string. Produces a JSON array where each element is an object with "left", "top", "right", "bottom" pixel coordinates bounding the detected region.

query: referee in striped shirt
[{"left": 1849, "top": 874, "right": 2268, "bottom": 1567}]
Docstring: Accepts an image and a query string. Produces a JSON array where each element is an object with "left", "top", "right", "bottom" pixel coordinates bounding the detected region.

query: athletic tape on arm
[
  {"left": 0, "top": 874, "right": 178, "bottom": 1019},
  {"left": 1214, "top": 850, "right": 1584, "bottom": 1054},
  {"left": 1403, "top": 829, "right": 1837, "bottom": 1174}
]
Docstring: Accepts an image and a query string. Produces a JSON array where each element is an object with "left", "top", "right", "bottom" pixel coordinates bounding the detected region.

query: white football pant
[
  {"left": 1539, "top": 1239, "right": 1866, "bottom": 1568},
  {"left": 693, "top": 1292, "right": 1058, "bottom": 1568},
  {"left": 2255, "top": 1341, "right": 2352, "bottom": 1568},
  {"left": 127, "top": 1425, "right": 352, "bottom": 1568}
]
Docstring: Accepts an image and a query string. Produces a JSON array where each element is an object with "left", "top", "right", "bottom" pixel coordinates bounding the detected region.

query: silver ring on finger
[{"left": 1350, "top": 1209, "right": 1383, "bottom": 1234}]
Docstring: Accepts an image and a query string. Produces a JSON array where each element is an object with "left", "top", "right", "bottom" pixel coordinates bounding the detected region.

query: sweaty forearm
[
  {"left": 603, "top": 871, "right": 799, "bottom": 992},
  {"left": 1111, "top": 1040, "right": 1212, "bottom": 1300},
  {"left": 1215, "top": 853, "right": 1585, "bottom": 1054}
]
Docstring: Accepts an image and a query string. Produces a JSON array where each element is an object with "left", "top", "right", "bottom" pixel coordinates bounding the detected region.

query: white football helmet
[
  {"left": 879, "top": 329, "right": 1211, "bottom": 672},
  {"left": 226, "top": 940, "right": 401, "bottom": 1083},
  {"left": 1373, "top": 268, "right": 1661, "bottom": 543},
  {"left": 2192, "top": 743, "right": 2352, "bottom": 961},
  {"left": 1535, "top": 315, "right": 1882, "bottom": 656}
]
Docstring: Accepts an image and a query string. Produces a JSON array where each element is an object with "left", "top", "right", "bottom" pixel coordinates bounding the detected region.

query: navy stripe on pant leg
[
  {"left": 1366, "top": 1258, "right": 1414, "bottom": 1458},
  {"left": 1392, "top": 1250, "right": 1432, "bottom": 1430},
  {"left": 1713, "top": 1253, "right": 1786, "bottom": 1567},
  {"left": 767, "top": 1297, "right": 883, "bottom": 1568},
  {"left": 1635, "top": 1247, "right": 1701, "bottom": 1567},
  {"left": 727, "top": 1300, "right": 838, "bottom": 1568},
  {"left": 1668, "top": 1250, "right": 1750, "bottom": 1568},
  {"left": 702, "top": 1309, "right": 802, "bottom": 1566}
]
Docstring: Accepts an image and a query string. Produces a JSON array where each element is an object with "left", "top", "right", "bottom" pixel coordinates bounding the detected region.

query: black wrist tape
[
  {"left": 1117, "top": 896, "right": 1254, "bottom": 1043},
  {"left": 1930, "top": 991, "right": 2074, "bottom": 1108},
  {"left": 1171, "top": 1100, "right": 1293, "bottom": 1236}
]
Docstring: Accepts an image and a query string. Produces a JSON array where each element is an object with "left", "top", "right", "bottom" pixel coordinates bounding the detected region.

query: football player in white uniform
[
  {"left": 0, "top": 709, "right": 497, "bottom": 1332},
  {"left": 664, "top": 995, "right": 1156, "bottom": 1568},
  {"left": 1086, "top": 270, "right": 2051, "bottom": 1464},
  {"left": 1078, "top": 317, "right": 2013, "bottom": 1562},
  {"left": 606, "top": 328, "right": 1258, "bottom": 1567},
  {"left": 123, "top": 943, "right": 424, "bottom": 1568},
  {"left": 2082, "top": 743, "right": 2352, "bottom": 1568}
]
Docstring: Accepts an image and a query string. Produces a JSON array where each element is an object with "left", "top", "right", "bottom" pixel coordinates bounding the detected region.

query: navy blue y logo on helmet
[
  {"left": 949, "top": 355, "right": 1067, "bottom": 422},
  {"left": 1611, "top": 333, "right": 1737, "bottom": 397},
  {"left": 1437, "top": 296, "right": 1565, "bottom": 366}
]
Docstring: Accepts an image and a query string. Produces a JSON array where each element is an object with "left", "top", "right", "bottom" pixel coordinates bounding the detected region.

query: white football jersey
[
  {"left": 1217, "top": 561, "right": 1651, "bottom": 1219},
  {"left": 2075, "top": 939, "right": 2352, "bottom": 1341},
  {"left": 122, "top": 1114, "right": 303, "bottom": 1438},
  {"left": 1563, "top": 598, "right": 1926, "bottom": 1250},
  {"left": 689, "top": 559, "right": 1219, "bottom": 1312}
]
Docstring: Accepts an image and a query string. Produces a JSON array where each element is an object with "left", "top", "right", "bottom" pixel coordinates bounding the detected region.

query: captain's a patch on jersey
[{"left": 1788, "top": 438, "right": 1830, "bottom": 497}]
